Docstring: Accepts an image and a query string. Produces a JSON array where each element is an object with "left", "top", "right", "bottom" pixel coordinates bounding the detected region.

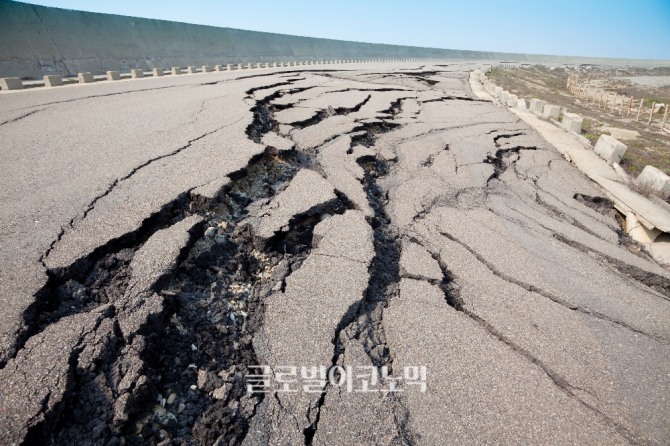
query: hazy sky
[{"left": 24, "top": 0, "right": 670, "bottom": 60}]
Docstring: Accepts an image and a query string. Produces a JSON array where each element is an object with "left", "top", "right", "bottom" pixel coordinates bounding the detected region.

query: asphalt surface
[{"left": 0, "top": 62, "right": 669, "bottom": 445}]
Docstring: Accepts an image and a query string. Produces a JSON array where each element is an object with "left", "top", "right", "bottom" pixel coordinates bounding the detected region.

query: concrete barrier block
[
  {"left": 201, "top": 65, "right": 212, "bottom": 73},
  {"left": 529, "top": 98, "right": 545, "bottom": 114},
  {"left": 1, "top": 77, "right": 23, "bottom": 90},
  {"left": 187, "top": 66, "right": 197, "bottom": 74},
  {"left": 247, "top": 63, "right": 254, "bottom": 69},
  {"left": 130, "top": 69, "right": 143, "bottom": 78},
  {"left": 506, "top": 94, "right": 518, "bottom": 107},
  {"left": 43, "top": 75, "right": 63, "bottom": 87},
  {"left": 626, "top": 212, "right": 661, "bottom": 244},
  {"left": 171, "top": 67, "right": 182, "bottom": 75},
  {"left": 542, "top": 104, "right": 561, "bottom": 120},
  {"left": 78, "top": 72, "right": 94, "bottom": 83},
  {"left": 152, "top": 68, "right": 163, "bottom": 77},
  {"left": 226, "top": 64, "right": 232, "bottom": 70},
  {"left": 635, "top": 165, "right": 670, "bottom": 199},
  {"left": 107, "top": 71, "right": 121, "bottom": 80},
  {"left": 594, "top": 134, "right": 627, "bottom": 165},
  {"left": 561, "top": 112, "right": 583, "bottom": 133},
  {"left": 517, "top": 98, "right": 527, "bottom": 110},
  {"left": 237, "top": 64, "right": 243, "bottom": 69},
  {"left": 214, "top": 65, "right": 223, "bottom": 71}
]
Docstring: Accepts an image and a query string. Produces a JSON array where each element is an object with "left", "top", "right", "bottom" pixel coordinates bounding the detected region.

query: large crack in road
[{"left": 1, "top": 64, "right": 670, "bottom": 445}]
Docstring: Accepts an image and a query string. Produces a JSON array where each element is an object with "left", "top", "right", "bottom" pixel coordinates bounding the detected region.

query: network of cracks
[{"left": 4, "top": 68, "right": 670, "bottom": 446}]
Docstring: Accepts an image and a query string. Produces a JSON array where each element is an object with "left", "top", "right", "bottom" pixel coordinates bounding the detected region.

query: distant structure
[{"left": 1, "top": 0, "right": 668, "bottom": 79}]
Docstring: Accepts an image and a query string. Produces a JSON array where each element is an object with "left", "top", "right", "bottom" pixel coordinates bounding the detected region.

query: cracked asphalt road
[{"left": 1, "top": 63, "right": 669, "bottom": 445}]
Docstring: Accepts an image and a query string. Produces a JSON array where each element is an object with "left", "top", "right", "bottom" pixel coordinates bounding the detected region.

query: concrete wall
[{"left": 1, "top": 0, "right": 669, "bottom": 79}]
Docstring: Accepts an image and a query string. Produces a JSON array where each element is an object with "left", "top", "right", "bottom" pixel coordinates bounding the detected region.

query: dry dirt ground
[
  {"left": 1, "top": 62, "right": 669, "bottom": 445},
  {"left": 487, "top": 66, "right": 670, "bottom": 176}
]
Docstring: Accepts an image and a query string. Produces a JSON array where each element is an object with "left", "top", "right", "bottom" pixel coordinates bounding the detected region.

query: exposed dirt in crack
[
  {"left": 348, "top": 121, "right": 402, "bottom": 153},
  {"left": 121, "top": 156, "right": 350, "bottom": 446},
  {"left": 485, "top": 145, "right": 538, "bottom": 183},
  {"left": 287, "top": 94, "right": 372, "bottom": 130},
  {"left": 244, "top": 79, "right": 314, "bottom": 143},
  {"left": 19, "top": 146, "right": 319, "bottom": 445},
  {"left": 288, "top": 110, "right": 330, "bottom": 130},
  {"left": 421, "top": 96, "right": 489, "bottom": 103},
  {"left": 573, "top": 193, "right": 616, "bottom": 216},
  {"left": 8, "top": 191, "right": 197, "bottom": 369}
]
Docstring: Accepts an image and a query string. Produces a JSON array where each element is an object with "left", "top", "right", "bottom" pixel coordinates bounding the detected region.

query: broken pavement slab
[
  {"left": 242, "top": 168, "right": 337, "bottom": 242},
  {"left": 248, "top": 210, "right": 374, "bottom": 444},
  {"left": 117, "top": 215, "right": 204, "bottom": 336},
  {"left": 597, "top": 176, "right": 670, "bottom": 233}
]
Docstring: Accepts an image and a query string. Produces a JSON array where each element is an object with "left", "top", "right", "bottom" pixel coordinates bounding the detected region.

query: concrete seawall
[
  {"left": 0, "top": 0, "right": 495, "bottom": 79},
  {"left": 1, "top": 0, "right": 669, "bottom": 79}
]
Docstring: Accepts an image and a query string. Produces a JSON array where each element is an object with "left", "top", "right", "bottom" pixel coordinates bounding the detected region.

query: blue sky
[{"left": 25, "top": 0, "right": 670, "bottom": 59}]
